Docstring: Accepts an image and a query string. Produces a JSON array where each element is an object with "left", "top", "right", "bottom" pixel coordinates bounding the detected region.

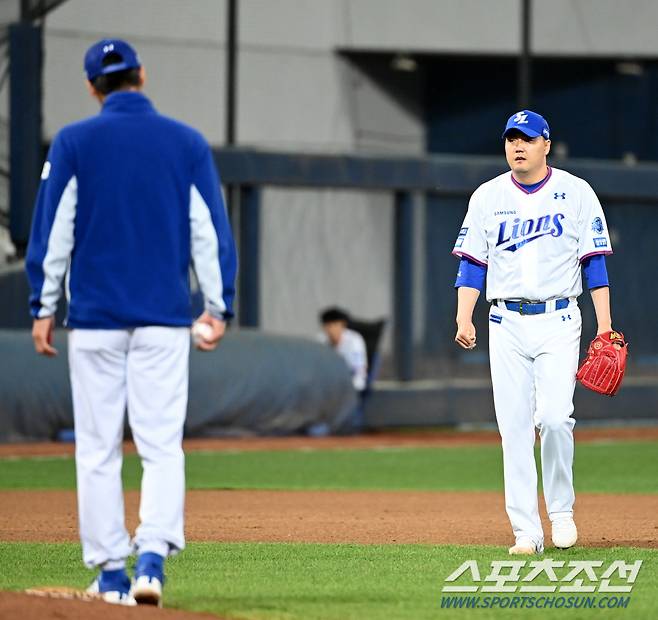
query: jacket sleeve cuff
[{"left": 205, "top": 300, "right": 232, "bottom": 321}]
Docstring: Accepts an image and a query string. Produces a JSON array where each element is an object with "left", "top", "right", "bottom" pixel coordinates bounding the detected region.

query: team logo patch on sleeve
[
  {"left": 593, "top": 237, "right": 608, "bottom": 248},
  {"left": 454, "top": 227, "right": 468, "bottom": 248},
  {"left": 591, "top": 217, "right": 604, "bottom": 234}
]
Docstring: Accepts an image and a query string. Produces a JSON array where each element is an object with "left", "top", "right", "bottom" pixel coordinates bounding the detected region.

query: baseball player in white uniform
[{"left": 453, "top": 110, "right": 615, "bottom": 554}]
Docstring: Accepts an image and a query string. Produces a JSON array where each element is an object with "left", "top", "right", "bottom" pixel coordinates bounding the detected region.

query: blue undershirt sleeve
[
  {"left": 455, "top": 257, "right": 487, "bottom": 292},
  {"left": 582, "top": 254, "right": 609, "bottom": 289}
]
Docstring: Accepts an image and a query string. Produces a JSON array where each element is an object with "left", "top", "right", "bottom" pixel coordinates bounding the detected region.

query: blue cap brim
[{"left": 502, "top": 127, "right": 542, "bottom": 139}]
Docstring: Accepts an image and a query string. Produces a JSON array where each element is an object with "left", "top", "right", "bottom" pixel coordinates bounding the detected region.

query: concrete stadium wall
[
  {"left": 259, "top": 187, "right": 395, "bottom": 350},
  {"left": 533, "top": 0, "right": 658, "bottom": 57},
  {"left": 346, "top": 0, "right": 658, "bottom": 57},
  {"left": 40, "top": 0, "right": 426, "bottom": 153},
  {"left": 39, "top": 0, "right": 658, "bottom": 147}
]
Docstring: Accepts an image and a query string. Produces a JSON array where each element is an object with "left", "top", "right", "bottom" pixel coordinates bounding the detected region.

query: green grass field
[
  {"left": 0, "top": 543, "right": 654, "bottom": 619},
  {"left": 1, "top": 442, "right": 658, "bottom": 493},
  {"left": 1, "top": 440, "right": 657, "bottom": 619}
]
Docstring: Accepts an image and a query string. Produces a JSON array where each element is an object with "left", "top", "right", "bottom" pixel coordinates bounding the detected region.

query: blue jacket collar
[{"left": 101, "top": 91, "right": 156, "bottom": 115}]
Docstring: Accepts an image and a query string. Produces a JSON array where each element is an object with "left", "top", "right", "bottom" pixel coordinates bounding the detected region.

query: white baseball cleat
[
  {"left": 552, "top": 517, "right": 578, "bottom": 549},
  {"left": 509, "top": 537, "right": 543, "bottom": 555},
  {"left": 87, "top": 573, "right": 136, "bottom": 606},
  {"left": 131, "top": 574, "right": 163, "bottom": 607},
  {"left": 131, "top": 552, "right": 165, "bottom": 607}
]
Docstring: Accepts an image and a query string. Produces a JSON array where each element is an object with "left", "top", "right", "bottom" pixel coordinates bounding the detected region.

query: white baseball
[{"left": 191, "top": 322, "right": 214, "bottom": 344}]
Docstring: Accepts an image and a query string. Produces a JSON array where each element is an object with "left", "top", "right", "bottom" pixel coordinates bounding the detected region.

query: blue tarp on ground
[{"left": 0, "top": 329, "right": 356, "bottom": 442}]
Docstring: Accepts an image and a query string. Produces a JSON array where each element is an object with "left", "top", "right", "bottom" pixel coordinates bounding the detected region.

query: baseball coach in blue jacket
[{"left": 25, "top": 39, "right": 237, "bottom": 607}]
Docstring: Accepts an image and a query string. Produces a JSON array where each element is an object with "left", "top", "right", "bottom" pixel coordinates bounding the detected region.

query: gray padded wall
[{"left": 0, "top": 330, "right": 357, "bottom": 442}]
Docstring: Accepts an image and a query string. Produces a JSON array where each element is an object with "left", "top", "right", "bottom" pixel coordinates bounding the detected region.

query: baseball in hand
[{"left": 192, "top": 321, "right": 214, "bottom": 344}]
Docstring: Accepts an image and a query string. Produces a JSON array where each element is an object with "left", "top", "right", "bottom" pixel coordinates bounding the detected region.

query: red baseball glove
[{"left": 576, "top": 330, "right": 628, "bottom": 396}]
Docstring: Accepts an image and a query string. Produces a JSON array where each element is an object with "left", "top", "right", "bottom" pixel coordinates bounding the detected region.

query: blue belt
[{"left": 499, "top": 298, "right": 570, "bottom": 315}]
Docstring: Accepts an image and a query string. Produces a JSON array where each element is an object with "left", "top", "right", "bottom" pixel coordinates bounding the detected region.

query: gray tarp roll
[{"left": 0, "top": 329, "right": 356, "bottom": 442}]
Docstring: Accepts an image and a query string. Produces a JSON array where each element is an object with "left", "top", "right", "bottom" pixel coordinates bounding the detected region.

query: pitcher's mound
[{"left": 0, "top": 590, "right": 224, "bottom": 619}]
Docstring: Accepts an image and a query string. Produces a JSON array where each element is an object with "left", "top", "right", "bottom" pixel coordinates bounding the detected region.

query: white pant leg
[
  {"left": 489, "top": 306, "right": 543, "bottom": 548},
  {"left": 534, "top": 304, "right": 581, "bottom": 521},
  {"left": 126, "top": 326, "right": 190, "bottom": 557},
  {"left": 68, "top": 329, "right": 132, "bottom": 568}
]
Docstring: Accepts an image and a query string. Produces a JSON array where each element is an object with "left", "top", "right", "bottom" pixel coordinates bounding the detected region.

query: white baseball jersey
[
  {"left": 452, "top": 167, "right": 612, "bottom": 302},
  {"left": 319, "top": 328, "right": 368, "bottom": 391}
]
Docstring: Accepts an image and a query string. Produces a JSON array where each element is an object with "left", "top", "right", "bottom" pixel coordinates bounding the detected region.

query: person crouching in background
[{"left": 318, "top": 307, "right": 367, "bottom": 433}]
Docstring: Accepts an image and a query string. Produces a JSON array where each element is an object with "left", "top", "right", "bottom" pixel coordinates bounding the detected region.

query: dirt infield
[
  {"left": 1, "top": 488, "right": 657, "bottom": 548},
  {"left": 2, "top": 426, "right": 658, "bottom": 458},
  {"left": 2, "top": 428, "right": 657, "bottom": 549},
  {"left": 0, "top": 591, "right": 224, "bottom": 620}
]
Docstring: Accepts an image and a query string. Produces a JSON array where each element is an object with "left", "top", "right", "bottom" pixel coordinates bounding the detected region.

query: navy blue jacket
[{"left": 26, "top": 91, "right": 237, "bottom": 328}]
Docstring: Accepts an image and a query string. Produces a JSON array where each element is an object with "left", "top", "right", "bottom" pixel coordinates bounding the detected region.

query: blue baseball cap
[
  {"left": 84, "top": 39, "right": 141, "bottom": 81},
  {"left": 502, "top": 110, "right": 550, "bottom": 140}
]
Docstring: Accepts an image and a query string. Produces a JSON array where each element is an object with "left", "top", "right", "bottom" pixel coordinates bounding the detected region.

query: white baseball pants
[
  {"left": 68, "top": 327, "right": 190, "bottom": 568},
  {"left": 488, "top": 300, "right": 581, "bottom": 550}
]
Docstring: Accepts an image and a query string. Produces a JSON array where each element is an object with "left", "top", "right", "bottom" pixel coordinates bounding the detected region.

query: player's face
[
  {"left": 323, "top": 321, "right": 346, "bottom": 346},
  {"left": 504, "top": 131, "right": 551, "bottom": 178}
]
